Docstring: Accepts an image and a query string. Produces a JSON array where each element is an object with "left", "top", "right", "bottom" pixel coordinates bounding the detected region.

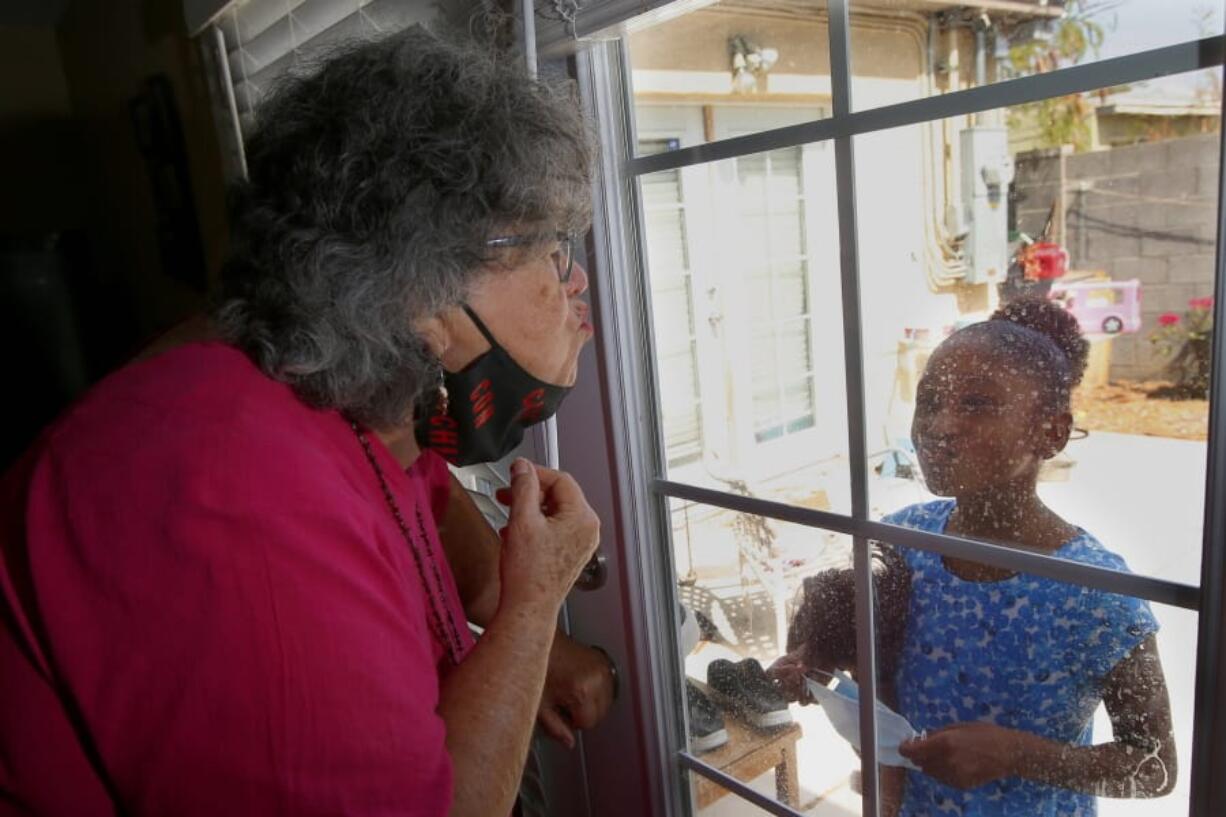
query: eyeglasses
[{"left": 485, "top": 230, "right": 577, "bottom": 284}]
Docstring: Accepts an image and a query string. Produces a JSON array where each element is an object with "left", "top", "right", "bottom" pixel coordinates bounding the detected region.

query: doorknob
[{"left": 574, "top": 552, "right": 608, "bottom": 591}]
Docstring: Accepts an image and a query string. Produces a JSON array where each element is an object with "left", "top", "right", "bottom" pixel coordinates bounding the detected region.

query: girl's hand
[
  {"left": 899, "top": 722, "right": 1022, "bottom": 790},
  {"left": 766, "top": 652, "right": 814, "bottom": 703}
]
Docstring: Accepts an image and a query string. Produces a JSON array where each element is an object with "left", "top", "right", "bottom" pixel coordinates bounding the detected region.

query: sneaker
[
  {"left": 686, "top": 681, "right": 728, "bottom": 752},
  {"left": 707, "top": 658, "right": 793, "bottom": 730}
]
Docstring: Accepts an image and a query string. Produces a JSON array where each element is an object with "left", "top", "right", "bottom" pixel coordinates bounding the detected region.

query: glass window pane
[
  {"left": 857, "top": 75, "right": 1217, "bottom": 587},
  {"left": 767, "top": 148, "right": 802, "bottom": 195},
  {"left": 737, "top": 151, "right": 807, "bottom": 260},
  {"left": 776, "top": 269, "right": 809, "bottom": 313},
  {"left": 849, "top": 0, "right": 1223, "bottom": 114},
  {"left": 782, "top": 377, "right": 816, "bottom": 422},
  {"left": 672, "top": 500, "right": 866, "bottom": 815},
  {"left": 740, "top": 213, "right": 772, "bottom": 253},
  {"left": 653, "top": 285, "right": 697, "bottom": 352},
  {"left": 685, "top": 773, "right": 801, "bottom": 817},
  {"left": 778, "top": 320, "right": 812, "bottom": 365},
  {"left": 860, "top": 541, "right": 1195, "bottom": 816},
  {"left": 749, "top": 277, "right": 773, "bottom": 322},
  {"left": 638, "top": 141, "right": 850, "bottom": 513},
  {"left": 641, "top": 147, "right": 692, "bottom": 292},
  {"left": 644, "top": 173, "right": 687, "bottom": 209},
  {"left": 625, "top": 1, "right": 830, "bottom": 155}
]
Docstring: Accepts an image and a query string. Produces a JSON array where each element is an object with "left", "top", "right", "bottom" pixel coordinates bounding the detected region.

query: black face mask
[{"left": 416, "top": 306, "right": 573, "bottom": 466}]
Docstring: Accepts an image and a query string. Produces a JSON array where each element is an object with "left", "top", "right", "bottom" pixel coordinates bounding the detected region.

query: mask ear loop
[
  {"left": 804, "top": 668, "right": 837, "bottom": 686},
  {"left": 461, "top": 304, "right": 500, "bottom": 348},
  {"left": 459, "top": 303, "right": 571, "bottom": 392}
]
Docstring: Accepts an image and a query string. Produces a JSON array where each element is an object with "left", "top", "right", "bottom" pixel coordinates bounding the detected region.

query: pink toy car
[{"left": 1048, "top": 279, "right": 1142, "bottom": 336}]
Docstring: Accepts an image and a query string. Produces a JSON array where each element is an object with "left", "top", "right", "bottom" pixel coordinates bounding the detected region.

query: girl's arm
[
  {"left": 899, "top": 636, "right": 1177, "bottom": 798},
  {"left": 1012, "top": 634, "right": 1176, "bottom": 797}
]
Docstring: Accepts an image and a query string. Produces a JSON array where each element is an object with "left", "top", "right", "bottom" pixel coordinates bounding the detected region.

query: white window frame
[{"left": 562, "top": 3, "right": 1226, "bottom": 816}]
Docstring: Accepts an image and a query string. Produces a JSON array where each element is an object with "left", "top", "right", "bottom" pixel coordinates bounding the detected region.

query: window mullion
[
  {"left": 680, "top": 754, "right": 808, "bottom": 817},
  {"left": 627, "top": 37, "right": 1225, "bottom": 179},
  {"left": 1189, "top": 75, "right": 1226, "bottom": 817},
  {"left": 828, "top": 3, "right": 878, "bottom": 817},
  {"left": 655, "top": 477, "right": 1202, "bottom": 610}
]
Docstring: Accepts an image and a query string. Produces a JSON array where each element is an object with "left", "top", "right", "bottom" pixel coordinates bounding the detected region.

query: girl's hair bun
[{"left": 991, "top": 295, "right": 1089, "bottom": 387}]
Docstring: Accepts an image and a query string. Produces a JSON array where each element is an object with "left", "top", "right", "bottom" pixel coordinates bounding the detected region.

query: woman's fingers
[
  {"left": 498, "top": 460, "right": 601, "bottom": 608},
  {"left": 507, "top": 458, "right": 541, "bottom": 519},
  {"left": 537, "top": 707, "right": 576, "bottom": 749},
  {"left": 531, "top": 465, "right": 585, "bottom": 515}
]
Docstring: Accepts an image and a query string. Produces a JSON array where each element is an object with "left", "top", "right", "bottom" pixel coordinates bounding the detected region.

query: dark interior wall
[
  {"left": 0, "top": 22, "right": 90, "bottom": 464},
  {"left": 0, "top": 24, "right": 81, "bottom": 235},
  {"left": 0, "top": 1, "right": 229, "bottom": 465},
  {"left": 0, "top": 0, "right": 231, "bottom": 351},
  {"left": 55, "top": 0, "right": 229, "bottom": 342}
]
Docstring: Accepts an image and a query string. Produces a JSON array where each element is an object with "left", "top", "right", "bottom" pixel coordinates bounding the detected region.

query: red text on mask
[
  {"left": 470, "top": 379, "right": 495, "bottom": 429},
  {"left": 520, "top": 388, "right": 546, "bottom": 425}
]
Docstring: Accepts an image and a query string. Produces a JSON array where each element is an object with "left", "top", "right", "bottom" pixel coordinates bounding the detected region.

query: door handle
[{"left": 574, "top": 552, "right": 608, "bottom": 591}]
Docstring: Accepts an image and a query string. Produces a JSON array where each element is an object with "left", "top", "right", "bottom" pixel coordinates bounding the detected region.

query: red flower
[
  {"left": 1158, "top": 312, "right": 1181, "bottom": 326},
  {"left": 1189, "top": 296, "right": 1215, "bottom": 310}
]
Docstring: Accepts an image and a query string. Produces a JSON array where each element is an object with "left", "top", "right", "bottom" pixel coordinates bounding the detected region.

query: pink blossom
[
  {"left": 1189, "top": 296, "right": 1215, "bottom": 310},
  {"left": 1158, "top": 312, "right": 1181, "bottom": 327}
]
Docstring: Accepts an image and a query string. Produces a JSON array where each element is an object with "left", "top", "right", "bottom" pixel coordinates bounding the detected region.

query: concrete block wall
[{"left": 1014, "top": 133, "right": 1220, "bottom": 381}]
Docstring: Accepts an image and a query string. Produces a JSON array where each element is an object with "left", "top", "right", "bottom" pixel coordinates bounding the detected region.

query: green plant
[
  {"left": 1149, "top": 297, "right": 1214, "bottom": 399},
  {"left": 1005, "top": 0, "right": 1113, "bottom": 152}
]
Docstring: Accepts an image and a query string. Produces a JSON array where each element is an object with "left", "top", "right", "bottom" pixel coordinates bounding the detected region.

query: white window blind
[
  {"left": 218, "top": 0, "right": 433, "bottom": 133},
  {"left": 193, "top": 0, "right": 435, "bottom": 179}
]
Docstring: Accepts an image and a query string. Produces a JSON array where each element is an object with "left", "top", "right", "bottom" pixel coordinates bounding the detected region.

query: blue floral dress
[{"left": 884, "top": 500, "right": 1159, "bottom": 817}]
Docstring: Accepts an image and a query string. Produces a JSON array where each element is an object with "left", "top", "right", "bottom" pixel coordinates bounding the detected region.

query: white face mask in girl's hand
[{"left": 804, "top": 671, "right": 921, "bottom": 770}]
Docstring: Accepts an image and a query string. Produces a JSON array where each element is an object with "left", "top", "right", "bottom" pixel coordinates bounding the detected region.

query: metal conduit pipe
[{"left": 855, "top": 10, "right": 968, "bottom": 285}]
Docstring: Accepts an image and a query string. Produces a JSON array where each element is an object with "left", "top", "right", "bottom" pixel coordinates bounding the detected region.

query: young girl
[{"left": 773, "top": 296, "right": 1176, "bottom": 816}]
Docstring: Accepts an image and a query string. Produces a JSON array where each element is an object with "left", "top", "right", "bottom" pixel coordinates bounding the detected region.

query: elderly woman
[{"left": 0, "top": 29, "right": 609, "bottom": 817}]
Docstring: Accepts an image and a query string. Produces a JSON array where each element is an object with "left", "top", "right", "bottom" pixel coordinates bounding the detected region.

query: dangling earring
[{"left": 432, "top": 361, "right": 449, "bottom": 416}]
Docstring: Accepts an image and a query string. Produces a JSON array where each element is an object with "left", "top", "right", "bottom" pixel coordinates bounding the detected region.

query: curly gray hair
[{"left": 215, "top": 26, "right": 594, "bottom": 429}]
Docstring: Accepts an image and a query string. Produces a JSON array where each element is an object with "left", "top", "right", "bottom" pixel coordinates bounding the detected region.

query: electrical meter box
[{"left": 960, "top": 127, "right": 1014, "bottom": 284}]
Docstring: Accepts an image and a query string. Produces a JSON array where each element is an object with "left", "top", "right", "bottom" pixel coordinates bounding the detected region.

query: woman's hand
[
  {"left": 899, "top": 722, "right": 1022, "bottom": 790},
  {"left": 499, "top": 458, "right": 600, "bottom": 613},
  {"left": 439, "top": 460, "right": 599, "bottom": 817},
  {"left": 537, "top": 636, "right": 616, "bottom": 748}
]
